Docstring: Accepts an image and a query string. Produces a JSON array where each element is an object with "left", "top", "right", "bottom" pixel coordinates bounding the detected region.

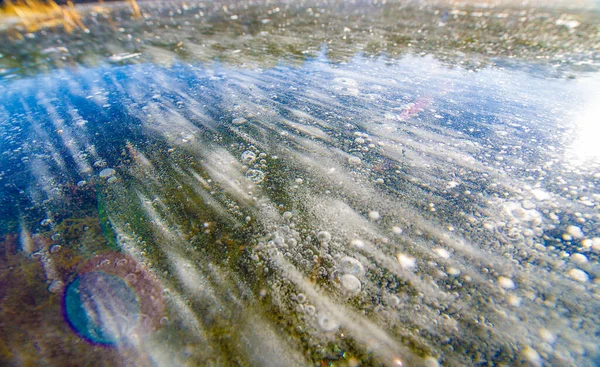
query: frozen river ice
[{"left": 0, "top": 1, "right": 599, "bottom": 366}]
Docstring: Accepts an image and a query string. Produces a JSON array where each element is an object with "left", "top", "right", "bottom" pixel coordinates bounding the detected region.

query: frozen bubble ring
[
  {"left": 317, "top": 231, "right": 332, "bottom": 244},
  {"left": 340, "top": 274, "right": 361, "bottom": 294},
  {"left": 338, "top": 256, "right": 365, "bottom": 278},
  {"left": 98, "top": 168, "right": 116, "bottom": 179},
  {"left": 317, "top": 313, "right": 340, "bottom": 332},
  {"left": 245, "top": 169, "right": 265, "bottom": 183},
  {"left": 241, "top": 150, "right": 257, "bottom": 165},
  {"left": 232, "top": 117, "right": 247, "bottom": 125}
]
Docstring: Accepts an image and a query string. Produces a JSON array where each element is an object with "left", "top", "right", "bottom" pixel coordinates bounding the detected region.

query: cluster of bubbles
[
  {"left": 99, "top": 168, "right": 117, "bottom": 183},
  {"left": 240, "top": 147, "right": 268, "bottom": 183}
]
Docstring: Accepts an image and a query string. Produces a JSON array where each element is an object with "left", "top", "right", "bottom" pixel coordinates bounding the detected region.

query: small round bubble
[{"left": 317, "top": 231, "right": 332, "bottom": 244}]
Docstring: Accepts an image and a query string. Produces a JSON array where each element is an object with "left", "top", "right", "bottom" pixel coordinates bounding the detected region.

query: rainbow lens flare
[{"left": 64, "top": 271, "right": 140, "bottom": 346}]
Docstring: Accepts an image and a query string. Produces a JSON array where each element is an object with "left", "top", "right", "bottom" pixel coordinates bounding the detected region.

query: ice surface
[{"left": 0, "top": 1, "right": 599, "bottom": 366}]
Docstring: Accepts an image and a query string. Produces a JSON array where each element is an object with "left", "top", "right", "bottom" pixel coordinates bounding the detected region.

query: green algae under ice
[{"left": 0, "top": 0, "right": 600, "bottom": 366}]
